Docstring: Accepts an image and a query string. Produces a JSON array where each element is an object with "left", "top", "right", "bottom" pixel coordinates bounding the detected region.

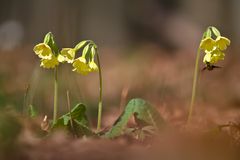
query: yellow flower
[
  {"left": 33, "top": 43, "right": 53, "bottom": 59},
  {"left": 72, "top": 57, "right": 91, "bottom": 75},
  {"left": 40, "top": 55, "right": 59, "bottom": 69},
  {"left": 211, "top": 50, "right": 225, "bottom": 63},
  {"left": 89, "top": 61, "right": 99, "bottom": 72},
  {"left": 203, "top": 52, "right": 212, "bottom": 63},
  {"left": 58, "top": 48, "right": 76, "bottom": 63},
  {"left": 203, "top": 49, "right": 225, "bottom": 64},
  {"left": 200, "top": 37, "right": 215, "bottom": 51},
  {"left": 215, "top": 36, "right": 230, "bottom": 50}
]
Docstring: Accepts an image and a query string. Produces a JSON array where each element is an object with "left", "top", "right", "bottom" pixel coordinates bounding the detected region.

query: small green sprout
[
  {"left": 33, "top": 33, "right": 103, "bottom": 130},
  {"left": 188, "top": 26, "right": 230, "bottom": 123}
]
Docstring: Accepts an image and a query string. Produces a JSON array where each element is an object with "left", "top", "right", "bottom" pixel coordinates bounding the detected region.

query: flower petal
[
  {"left": 33, "top": 43, "right": 53, "bottom": 59},
  {"left": 40, "top": 55, "right": 59, "bottom": 69},
  {"left": 60, "top": 48, "right": 76, "bottom": 63},
  {"left": 72, "top": 57, "right": 91, "bottom": 75},
  {"left": 200, "top": 37, "right": 215, "bottom": 52},
  {"left": 216, "top": 36, "right": 230, "bottom": 50}
]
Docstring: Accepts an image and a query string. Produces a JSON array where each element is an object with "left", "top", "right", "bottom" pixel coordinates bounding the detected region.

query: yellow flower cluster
[
  {"left": 200, "top": 27, "right": 230, "bottom": 65},
  {"left": 72, "top": 46, "right": 98, "bottom": 75},
  {"left": 34, "top": 43, "right": 59, "bottom": 69},
  {"left": 33, "top": 33, "right": 98, "bottom": 75}
]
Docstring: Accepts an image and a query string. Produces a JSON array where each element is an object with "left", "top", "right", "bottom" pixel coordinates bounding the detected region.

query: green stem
[
  {"left": 53, "top": 66, "right": 58, "bottom": 124},
  {"left": 96, "top": 51, "right": 103, "bottom": 132},
  {"left": 187, "top": 47, "right": 201, "bottom": 124}
]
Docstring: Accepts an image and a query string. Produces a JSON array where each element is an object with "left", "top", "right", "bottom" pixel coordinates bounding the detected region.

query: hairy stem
[
  {"left": 53, "top": 66, "right": 58, "bottom": 124},
  {"left": 96, "top": 52, "right": 103, "bottom": 132},
  {"left": 187, "top": 47, "right": 201, "bottom": 124}
]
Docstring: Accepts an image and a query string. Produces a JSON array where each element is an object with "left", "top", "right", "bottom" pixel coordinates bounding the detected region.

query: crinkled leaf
[
  {"left": 52, "top": 103, "right": 94, "bottom": 136},
  {"left": 104, "top": 98, "right": 165, "bottom": 138}
]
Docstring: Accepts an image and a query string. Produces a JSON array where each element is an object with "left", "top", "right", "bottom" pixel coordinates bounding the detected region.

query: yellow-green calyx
[
  {"left": 200, "top": 27, "right": 230, "bottom": 65},
  {"left": 89, "top": 61, "right": 99, "bottom": 72}
]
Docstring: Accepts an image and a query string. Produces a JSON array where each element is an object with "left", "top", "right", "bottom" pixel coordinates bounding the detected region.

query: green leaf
[
  {"left": 211, "top": 26, "right": 221, "bottom": 37},
  {"left": 52, "top": 103, "right": 94, "bottom": 136},
  {"left": 75, "top": 40, "right": 88, "bottom": 51},
  {"left": 104, "top": 98, "right": 165, "bottom": 138}
]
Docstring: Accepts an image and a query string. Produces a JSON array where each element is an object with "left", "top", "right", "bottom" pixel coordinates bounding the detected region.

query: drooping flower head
[
  {"left": 72, "top": 41, "right": 99, "bottom": 75},
  {"left": 200, "top": 26, "right": 230, "bottom": 68},
  {"left": 72, "top": 56, "right": 91, "bottom": 75},
  {"left": 33, "top": 32, "right": 60, "bottom": 69},
  {"left": 33, "top": 43, "right": 52, "bottom": 59},
  {"left": 33, "top": 33, "right": 99, "bottom": 74}
]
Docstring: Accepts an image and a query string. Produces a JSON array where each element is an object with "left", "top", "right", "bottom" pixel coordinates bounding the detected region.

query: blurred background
[{"left": 0, "top": 0, "right": 239, "bottom": 126}]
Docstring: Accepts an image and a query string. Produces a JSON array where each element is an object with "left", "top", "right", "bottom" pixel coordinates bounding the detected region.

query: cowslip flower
[
  {"left": 72, "top": 57, "right": 91, "bottom": 75},
  {"left": 215, "top": 36, "right": 230, "bottom": 50},
  {"left": 200, "top": 27, "right": 230, "bottom": 67},
  {"left": 40, "top": 55, "right": 59, "bottom": 69},
  {"left": 58, "top": 48, "right": 76, "bottom": 63},
  {"left": 200, "top": 37, "right": 215, "bottom": 52},
  {"left": 89, "top": 61, "right": 98, "bottom": 72},
  {"left": 203, "top": 49, "right": 225, "bottom": 64},
  {"left": 33, "top": 43, "right": 53, "bottom": 59}
]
